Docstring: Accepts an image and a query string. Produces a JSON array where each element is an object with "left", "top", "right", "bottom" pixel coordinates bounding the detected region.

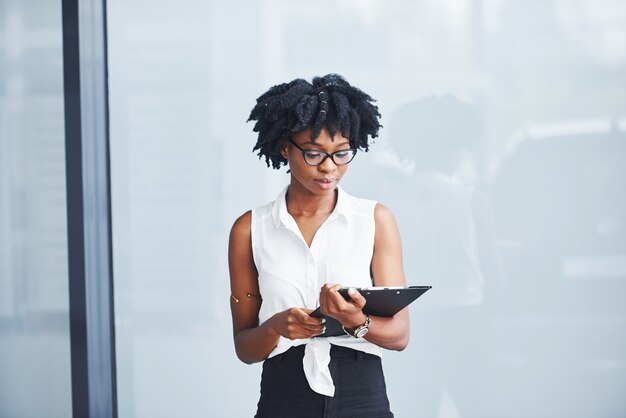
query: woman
[{"left": 229, "top": 74, "right": 409, "bottom": 418}]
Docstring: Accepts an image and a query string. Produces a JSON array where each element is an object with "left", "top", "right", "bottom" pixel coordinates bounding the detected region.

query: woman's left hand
[{"left": 319, "top": 283, "right": 368, "bottom": 328}]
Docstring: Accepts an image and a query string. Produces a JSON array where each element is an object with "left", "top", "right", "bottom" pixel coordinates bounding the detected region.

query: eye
[
  {"left": 304, "top": 151, "right": 322, "bottom": 159},
  {"left": 334, "top": 151, "right": 350, "bottom": 159}
]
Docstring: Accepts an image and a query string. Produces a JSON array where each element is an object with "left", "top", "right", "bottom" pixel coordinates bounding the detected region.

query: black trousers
[{"left": 255, "top": 345, "right": 394, "bottom": 418}]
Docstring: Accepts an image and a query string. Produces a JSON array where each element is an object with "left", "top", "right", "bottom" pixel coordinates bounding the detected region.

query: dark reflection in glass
[
  {"left": 491, "top": 122, "right": 626, "bottom": 417},
  {"left": 362, "top": 95, "right": 505, "bottom": 417}
]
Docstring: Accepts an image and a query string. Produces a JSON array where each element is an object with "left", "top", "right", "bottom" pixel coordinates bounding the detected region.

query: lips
[{"left": 313, "top": 178, "right": 336, "bottom": 190}]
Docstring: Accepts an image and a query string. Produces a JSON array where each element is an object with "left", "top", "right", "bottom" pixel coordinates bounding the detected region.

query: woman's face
[{"left": 283, "top": 128, "right": 352, "bottom": 197}]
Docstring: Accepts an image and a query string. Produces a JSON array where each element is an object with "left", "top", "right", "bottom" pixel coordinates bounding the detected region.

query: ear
[{"left": 280, "top": 144, "right": 289, "bottom": 159}]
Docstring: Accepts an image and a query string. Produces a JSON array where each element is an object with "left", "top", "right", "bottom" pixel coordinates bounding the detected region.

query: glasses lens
[
  {"left": 303, "top": 150, "right": 324, "bottom": 165},
  {"left": 332, "top": 149, "right": 357, "bottom": 165}
]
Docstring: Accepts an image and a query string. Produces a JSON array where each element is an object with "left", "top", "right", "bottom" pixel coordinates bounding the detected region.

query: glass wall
[
  {"left": 108, "top": 0, "right": 626, "bottom": 417},
  {"left": 0, "top": 0, "right": 72, "bottom": 417}
]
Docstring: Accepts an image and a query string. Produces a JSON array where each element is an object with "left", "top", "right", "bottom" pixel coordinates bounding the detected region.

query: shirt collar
[{"left": 271, "top": 185, "right": 352, "bottom": 229}]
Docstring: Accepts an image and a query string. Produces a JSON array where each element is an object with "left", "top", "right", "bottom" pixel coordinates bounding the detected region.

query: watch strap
[{"left": 343, "top": 315, "right": 371, "bottom": 338}]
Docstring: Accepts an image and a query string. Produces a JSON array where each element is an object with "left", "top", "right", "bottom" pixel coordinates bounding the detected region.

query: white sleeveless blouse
[{"left": 251, "top": 185, "right": 382, "bottom": 397}]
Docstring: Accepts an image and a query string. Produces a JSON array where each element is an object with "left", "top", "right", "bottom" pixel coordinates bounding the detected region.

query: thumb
[
  {"left": 347, "top": 288, "right": 367, "bottom": 309},
  {"left": 301, "top": 308, "right": 314, "bottom": 315}
]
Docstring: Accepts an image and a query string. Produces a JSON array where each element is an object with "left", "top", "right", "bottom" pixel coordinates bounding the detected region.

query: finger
[
  {"left": 286, "top": 321, "right": 322, "bottom": 337},
  {"left": 298, "top": 319, "right": 325, "bottom": 332},
  {"left": 318, "top": 287, "right": 334, "bottom": 314},
  {"left": 292, "top": 323, "right": 325, "bottom": 338},
  {"left": 322, "top": 283, "right": 338, "bottom": 291},
  {"left": 347, "top": 287, "right": 367, "bottom": 309},
  {"left": 302, "top": 307, "right": 324, "bottom": 323},
  {"left": 303, "top": 323, "right": 326, "bottom": 334},
  {"left": 318, "top": 324, "right": 327, "bottom": 336},
  {"left": 296, "top": 308, "right": 326, "bottom": 325},
  {"left": 326, "top": 286, "right": 351, "bottom": 308},
  {"left": 320, "top": 283, "right": 342, "bottom": 301}
]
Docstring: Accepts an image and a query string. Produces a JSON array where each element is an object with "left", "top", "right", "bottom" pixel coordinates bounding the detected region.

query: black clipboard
[{"left": 310, "top": 285, "right": 432, "bottom": 337}]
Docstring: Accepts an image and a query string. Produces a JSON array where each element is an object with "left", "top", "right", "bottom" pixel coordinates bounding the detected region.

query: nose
[{"left": 317, "top": 155, "right": 337, "bottom": 173}]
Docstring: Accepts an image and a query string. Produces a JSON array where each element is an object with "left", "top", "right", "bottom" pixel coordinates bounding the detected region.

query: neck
[{"left": 286, "top": 182, "right": 337, "bottom": 217}]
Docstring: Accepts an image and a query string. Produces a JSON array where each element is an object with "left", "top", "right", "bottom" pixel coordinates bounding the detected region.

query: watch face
[{"left": 356, "top": 327, "right": 369, "bottom": 338}]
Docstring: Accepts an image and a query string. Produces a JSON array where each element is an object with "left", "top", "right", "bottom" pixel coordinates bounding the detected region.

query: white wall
[{"left": 107, "top": 1, "right": 626, "bottom": 417}]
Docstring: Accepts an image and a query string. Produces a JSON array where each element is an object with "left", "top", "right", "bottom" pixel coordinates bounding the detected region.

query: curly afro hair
[{"left": 248, "top": 74, "right": 382, "bottom": 169}]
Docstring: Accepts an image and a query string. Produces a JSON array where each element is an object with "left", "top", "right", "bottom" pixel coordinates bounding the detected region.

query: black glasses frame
[{"left": 289, "top": 139, "right": 357, "bottom": 166}]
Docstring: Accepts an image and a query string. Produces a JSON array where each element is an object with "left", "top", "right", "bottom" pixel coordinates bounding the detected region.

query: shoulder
[
  {"left": 232, "top": 196, "right": 276, "bottom": 233},
  {"left": 230, "top": 210, "right": 252, "bottom": 241},
  {"left": 374, "top": 202, "right": 398, "bottom": 226},
  {"left": 373, "top": 203, "right": 402, "bottom": 243}
]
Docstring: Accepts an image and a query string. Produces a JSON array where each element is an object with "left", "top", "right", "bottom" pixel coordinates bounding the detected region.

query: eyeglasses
[{"left": 289, "top": 139, "right": 357, "bottom": 166}]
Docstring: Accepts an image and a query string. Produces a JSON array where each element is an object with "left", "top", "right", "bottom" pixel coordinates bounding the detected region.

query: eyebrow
[{"left": 303, "top": 140, "right": 350, "bottom": 147}]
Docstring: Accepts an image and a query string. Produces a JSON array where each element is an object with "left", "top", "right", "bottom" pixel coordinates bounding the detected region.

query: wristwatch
[{"left": 343, "top": 315, "right": 371, "bottom": 338}]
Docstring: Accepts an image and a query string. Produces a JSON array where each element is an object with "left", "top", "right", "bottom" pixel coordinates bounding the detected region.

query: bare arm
[
  {"left": 229, "top": 211, "right": 324, "bottom": 364},
  {"left": 319, "top": 203, "right": 410, "bottom": 351}
]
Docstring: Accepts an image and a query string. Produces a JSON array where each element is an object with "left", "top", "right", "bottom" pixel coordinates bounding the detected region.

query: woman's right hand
[{"left": 268, "top": 308, "right": 325, "bottom": 340}]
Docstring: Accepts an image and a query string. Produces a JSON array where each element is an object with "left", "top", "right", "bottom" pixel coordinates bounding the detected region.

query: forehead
[{"left": 292, "top": 127, "right": 349, "bottom": 146}]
